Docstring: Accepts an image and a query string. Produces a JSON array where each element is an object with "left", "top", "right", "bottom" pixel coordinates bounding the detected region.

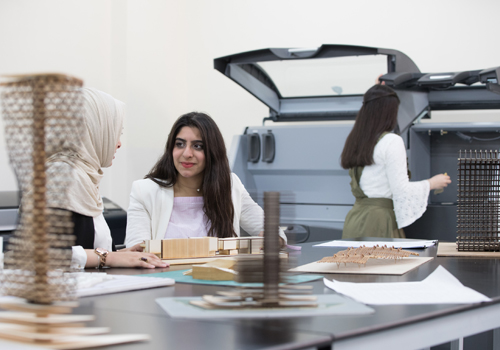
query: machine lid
[
  {"left": 214, "top": 45, "right": 419, "bottom": 121},
  {"left": 215, "top": 45, "right": 500, "bottom": 126}
]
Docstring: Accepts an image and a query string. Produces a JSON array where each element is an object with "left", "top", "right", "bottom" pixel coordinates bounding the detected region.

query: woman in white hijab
[{"left": 48, "top": 88, "right": 167, "bottom": 269}]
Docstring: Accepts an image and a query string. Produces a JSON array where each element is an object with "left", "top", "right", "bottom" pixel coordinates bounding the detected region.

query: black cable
[{"left": 455, "top": 131, "right": 500, "bottom": 142}]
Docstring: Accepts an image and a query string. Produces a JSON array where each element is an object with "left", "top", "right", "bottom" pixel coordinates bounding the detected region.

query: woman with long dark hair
[
  {"left": 340, "top": 85, "right": 450, "bottom": 238},
  {"left": 125, "top": 112, "right": 286, "bottom": 246}
]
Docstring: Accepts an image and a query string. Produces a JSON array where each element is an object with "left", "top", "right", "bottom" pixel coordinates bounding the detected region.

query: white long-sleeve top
[
  {"left": 359, "top": 133, "right": 430, "bottom": 228},
  {"left": 125, "top": 173, "right": 287, "bottom": 247}
]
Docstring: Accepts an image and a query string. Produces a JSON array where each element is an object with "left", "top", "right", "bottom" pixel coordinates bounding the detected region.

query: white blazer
[{"left": 125, "top": 173, "right": 286, "bottom": 247}]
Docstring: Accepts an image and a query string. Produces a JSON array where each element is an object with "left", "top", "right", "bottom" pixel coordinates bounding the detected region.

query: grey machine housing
[{"left": 214, "top": 45, "right": 500, "bottom": 243}]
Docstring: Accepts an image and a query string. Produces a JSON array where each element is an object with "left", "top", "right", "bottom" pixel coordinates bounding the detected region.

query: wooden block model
[
  {"left": 144, "top": 236, "right": 263, "bottom": 259},
  {"left": 218, "top": 237, "right": 263, "bottom": 255},
  {"left": 184, "top": 259, "right": 237, "bottom": 281},
  {"left": 143, "top": 237, "right": 217, "bottom": 259},
  {"left": 144, "top": 239, "right": 162, "bottom": 257}
]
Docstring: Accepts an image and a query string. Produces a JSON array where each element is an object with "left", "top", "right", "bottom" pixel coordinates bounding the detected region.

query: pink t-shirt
[{"left": 164, "top": 197, "right": 210, "bottom": 238}]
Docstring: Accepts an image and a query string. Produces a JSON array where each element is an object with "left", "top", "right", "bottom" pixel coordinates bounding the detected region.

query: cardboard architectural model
[
  {"left": 0, "top": 74, "right": 148, "bottom": 349},
  {"left": 318, "top": 245, "right": 419, "bottom": 267},
  {"left": 218, "top": 236, "right": 263, "bottom": 255},
  {"left": 144, "top": 236, "right": 264, "bottom": 259},
  {"left": 457, "top": 150, "right": 500, "bottom": 251}
]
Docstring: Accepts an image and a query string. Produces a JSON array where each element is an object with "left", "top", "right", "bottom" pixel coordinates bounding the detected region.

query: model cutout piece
[
  {"left": 457, "top": 150, "right": 500, "bottom": 251},
  {"left": 318, "top": 245, "right": 419, "bottom": 267},
  {"left": 184, "top": 259, "right": 237, "bottom": 281}
]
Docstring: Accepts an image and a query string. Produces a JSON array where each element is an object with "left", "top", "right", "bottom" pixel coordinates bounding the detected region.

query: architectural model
[
  {"left": 0, "top": 74, "right": 147, "bottom": 349},
  {"left": 318, "top": 245, "right": 419, "bottom": 267},
  {"left": 457, "top": 150, "right": 500, "bottom": 251},
  {"left": 1, "top": 73, "right": 82, "bottom": 304},
  {"left": 144, "top": 236, "right": 264, "bottom": 259}
]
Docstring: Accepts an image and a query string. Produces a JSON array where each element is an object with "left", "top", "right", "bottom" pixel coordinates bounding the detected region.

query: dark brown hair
[
  {"left": 340, "top": 85, "right": 400, "bottom": 169},
  {"left": 146, "top": 112, "right": 236, "bottom": 238}
]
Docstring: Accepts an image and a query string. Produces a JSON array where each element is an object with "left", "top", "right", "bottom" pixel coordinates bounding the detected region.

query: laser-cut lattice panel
[
  {"left": 262, "top": 191, "right": 280, "bottom": 306},
  {"left": 1, "top": 74, "right": 83, "bottom": 304},
  {"left": 457, "top": 150, "right": 500, "bottom": 251}
]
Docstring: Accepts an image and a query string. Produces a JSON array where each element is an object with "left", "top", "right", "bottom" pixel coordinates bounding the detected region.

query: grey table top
[{"left": 78, "top": 239, "right": 500, "bottom": 349}]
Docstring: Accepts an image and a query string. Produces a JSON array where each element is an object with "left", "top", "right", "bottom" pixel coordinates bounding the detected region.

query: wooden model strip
[
  {"left": 0, "top": 300, "right": 78, "bottom": 315},
  {"left": 162, "top": 251, "right": 288, "bottom": 265},
  {"left": 0, "top": 323, "right": 109, "bottom": 335},
  {"left": 0, "top": 334, "right": 151, "bottom": 349},
  {"left": 0, "top": 324, "right": 109, "bottom": 341},
  {"left": 0, "top": 312, "right": 94, "bottom": 325}
]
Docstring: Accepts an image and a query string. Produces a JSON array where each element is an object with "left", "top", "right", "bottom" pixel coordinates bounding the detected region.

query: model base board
[
  {"left": 291, "top": 256, "right": 433, "bottom": 275},
  {"left": 437, "top": 242, "right": 500, "bottom": 257}
]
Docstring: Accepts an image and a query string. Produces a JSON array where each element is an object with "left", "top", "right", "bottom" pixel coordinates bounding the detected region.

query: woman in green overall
[{"left": 341, "top": 85, "right": 451, "bottom": 239}]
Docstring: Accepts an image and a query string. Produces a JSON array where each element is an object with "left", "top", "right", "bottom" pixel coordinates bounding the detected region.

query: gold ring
[{"left": 140, "top": 257, "right": 148, "bottom": 262}]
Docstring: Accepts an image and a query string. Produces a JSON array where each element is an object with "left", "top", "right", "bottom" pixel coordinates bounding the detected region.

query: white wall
[{"left": 1, "top": 0, "right": 499, "bottom": 209}]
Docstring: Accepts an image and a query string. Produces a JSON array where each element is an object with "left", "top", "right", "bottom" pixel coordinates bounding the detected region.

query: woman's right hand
[
  {"left": 428, "top": 174, "right": 451, "bottom": 190},
  {"left": 106, "top": 251, "right": 169, "bottom": 269}
]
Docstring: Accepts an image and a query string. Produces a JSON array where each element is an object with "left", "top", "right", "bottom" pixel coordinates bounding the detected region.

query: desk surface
[{"left": 76, "top": 240, "right": 500, "bottom": 350}]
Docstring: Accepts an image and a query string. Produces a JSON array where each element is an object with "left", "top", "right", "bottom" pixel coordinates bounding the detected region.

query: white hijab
[{"left": 47, "top": 87, "right": 125, "bottom": 217}]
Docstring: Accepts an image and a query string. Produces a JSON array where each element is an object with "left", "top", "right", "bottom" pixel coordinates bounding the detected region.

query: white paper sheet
[
  {"left": 314, "top": 240, "right": 436, "bottom": 249},
  {"left": 76, "top": 274, "right": 174, "bottom": 297},
  {"left": 324, "top": 265, "right": 491, "bottom": 305},
  {"left": 0, "top": 271, "right": 175, "bottom": 299}
]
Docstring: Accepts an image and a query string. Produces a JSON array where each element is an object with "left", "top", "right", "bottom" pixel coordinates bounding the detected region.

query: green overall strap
[{"left": 348, "top": 132, "right": 390, "bottom": 200}]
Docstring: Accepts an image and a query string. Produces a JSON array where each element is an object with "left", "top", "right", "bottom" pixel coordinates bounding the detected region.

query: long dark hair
[
  {"left": 340, "top": 85, "right": 400, "bottom": 169},
  {"left": 146, "top": 112, "right": 236, "bottom": 238}
]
